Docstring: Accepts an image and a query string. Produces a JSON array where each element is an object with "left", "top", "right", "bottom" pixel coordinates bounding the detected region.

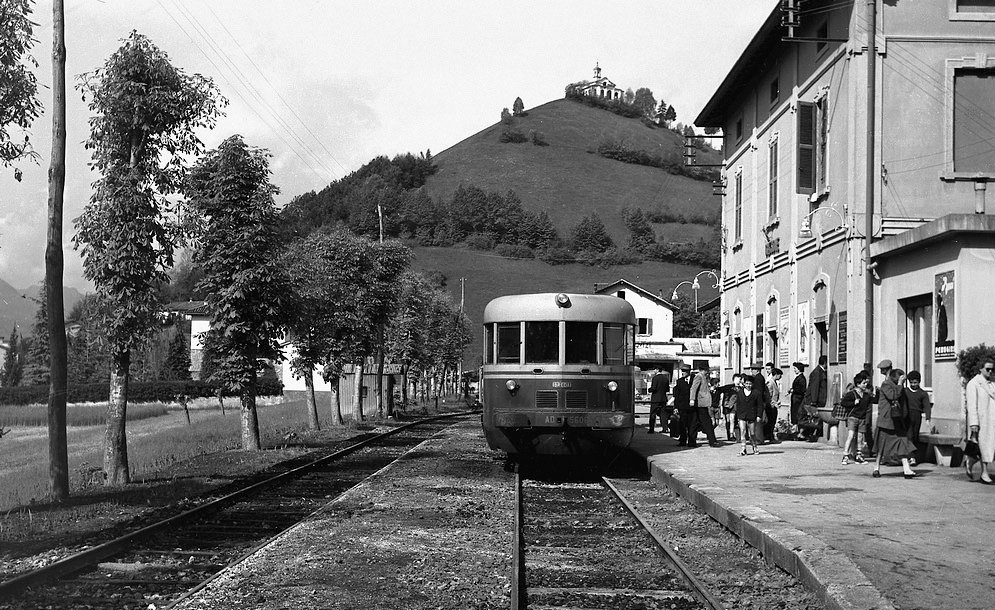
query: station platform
[{"left": 628, "top": 413, "right": 995, "bottom": 610}]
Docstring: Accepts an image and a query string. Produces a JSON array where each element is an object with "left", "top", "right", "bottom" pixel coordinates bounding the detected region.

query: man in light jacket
[{"left": 690, "top": 362, "right": 721, "bottom": 447}]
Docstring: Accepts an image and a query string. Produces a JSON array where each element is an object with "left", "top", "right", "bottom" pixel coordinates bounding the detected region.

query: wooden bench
[{"left": 920, "top": 433, "right": 962, "bottom": 467}]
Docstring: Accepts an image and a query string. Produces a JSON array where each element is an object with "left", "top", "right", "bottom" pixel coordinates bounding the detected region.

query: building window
[
  {"left": 735, "top": 117, "right": 743, "bottom": 143},
  {"left": 797, "top": 98, "right": 828, "bottom": 194},
  {"left": 902, "top": 295, "right": 933, "bottom": 387},
  {"left": 768, "top": 138, "right": 779, "bottom": 218},
  {"left": 816, "top": 20, "right": 828, "bottom": 53},
  {"left": 954, "top": 69, "right": 995, "bottom": 173},
  {"left": 769, "top": 77, "right": 780, "bottom": 106},
  {"left": 816, "top": 97, "right": 828, "bottom": 192},
  {"left": 617, "top": 290, "right": 626, "bottom": 300},
  {"left": 954, "top": 0, "right": 995, "bottom": 14},
  {"left": 734, "top": 172, "right": 743, "bottom": 241},
  {"left": 637, "top": 318, "right": 653, "bottom": 335}
]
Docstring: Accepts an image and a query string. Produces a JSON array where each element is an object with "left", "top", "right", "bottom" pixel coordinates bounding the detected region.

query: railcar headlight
[
  {"left": 606, "top": 380, "right": 619, "bottom": 392},
  {"left": 555, "top": 293, "right": 571, "bottom": 308},
  {"left": 505, "top": 379, "right": 519, "bottom": 392}
]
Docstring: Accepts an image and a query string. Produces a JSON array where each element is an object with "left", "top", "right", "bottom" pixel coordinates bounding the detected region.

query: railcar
[{"left": 480, "top": 292, "right": 637, "bottom": 455}]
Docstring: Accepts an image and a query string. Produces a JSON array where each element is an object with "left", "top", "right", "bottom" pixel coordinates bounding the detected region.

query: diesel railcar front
[{"left": 480, "top": 292, "right": 637, "bottom": 455}]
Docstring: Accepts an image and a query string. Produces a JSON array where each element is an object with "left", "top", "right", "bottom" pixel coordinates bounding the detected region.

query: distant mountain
[
  {"left": 0, "top": 280, "right": 83, "bottom": 337},
  {"left": 422, "top": 97, "right": 721, "bottom": 246}
]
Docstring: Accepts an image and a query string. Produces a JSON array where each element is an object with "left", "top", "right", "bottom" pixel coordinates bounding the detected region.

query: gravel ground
[{"left": 172, "top": 421, "right": 515, "bottom": 610}]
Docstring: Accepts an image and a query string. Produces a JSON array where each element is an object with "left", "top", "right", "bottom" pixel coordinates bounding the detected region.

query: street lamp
[
  {"left": 671, "top": 269, "right": 719, "bottom": 312},
  {"left": 799, "top": 206, "right": 847, "bottom": 238}
]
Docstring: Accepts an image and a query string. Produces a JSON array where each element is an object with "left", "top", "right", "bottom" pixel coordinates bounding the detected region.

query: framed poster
[
  {"left": 797, "top": 301, "right": 810, "bottom": 365},
  {"left": 837, "top": 311, "right": 848, "bottom": 363},
  {"left": 756, "top": 314, "right": 764, "bottom": 360},
  {"left": 778, "top": 306, "right": 790, "bottom": 366},
  {"left": 935, "top": 271, "right": 955, "bottom": 360}
]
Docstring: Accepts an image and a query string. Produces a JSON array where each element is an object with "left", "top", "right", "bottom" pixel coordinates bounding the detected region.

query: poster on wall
[
  {"left": 756, "top": 314, "right": 764, "bottom": 360},
  {"left": 779, "top": 306, "right": 790, "bottom": 366},
  {"left": 797, "top": 301, "right": 810, "bottom": 365},
  {"left": 934, "top": 271, "right": 955, "bottom": 360}
]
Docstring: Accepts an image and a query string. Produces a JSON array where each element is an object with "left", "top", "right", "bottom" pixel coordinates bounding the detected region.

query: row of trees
[{"left": 564, "top": 83, "right": 678, "bottom": 127}]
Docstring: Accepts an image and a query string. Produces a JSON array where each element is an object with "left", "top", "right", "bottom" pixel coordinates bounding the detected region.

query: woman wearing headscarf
[
  {"left": 873, "top": 368, "right": 917, "bottom": 479},
  {"left": 965, "top": 357, "right": 995, "bottom": 484}
]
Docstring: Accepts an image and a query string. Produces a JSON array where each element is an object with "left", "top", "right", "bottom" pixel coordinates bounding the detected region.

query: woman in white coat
[{"left": 966, "top": 358, "right": 995, "bottom": 484}]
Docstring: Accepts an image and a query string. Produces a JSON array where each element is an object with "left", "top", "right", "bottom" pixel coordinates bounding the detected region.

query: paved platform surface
[{"left": 629, "top": 414, "right": 995, "bottom": 610}]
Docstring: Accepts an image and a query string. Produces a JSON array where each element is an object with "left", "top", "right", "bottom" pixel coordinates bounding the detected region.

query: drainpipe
[
  {"left": 975, "top": 181, "right": 986, "bottom": 214},
  {"left": 864, "top": 0, "right": 877, "bottom": 370}
]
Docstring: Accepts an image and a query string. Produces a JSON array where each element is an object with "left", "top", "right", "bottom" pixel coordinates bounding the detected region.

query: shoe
[
  {"left": 689, "top": 444, "right": 699, "bottom": 448},
  {"left": 841, "top": 456, "right": 851, "bottom": 465},
  {"left": 965, "top": 458, "right": 977, "bottom": 481},
  {"left": 752, "top": 446, "right": 759, "bottom": 455},
  {"left": 855, "top": 454, "right": 867, "bottom": 464},
  {"left": 981, "top": 474, "right": 994, "bottom": 485},
  {"left": 741, "top": 448, "right": 747, "bottom": 456},
  {"left": 647, "top": 430, "right": 655, "bottom": 434},
  {"left": 903, "top": 472, "right": 917, "bottom": 479},
  {"left": 909, "top": 457, "right": 917, "bottom": 466},
  {"left": 872, "top": 469, "right": 881, "bottom": 478},
  {"left": 709, "top": 442, "right": 722, "bottom": 448}
]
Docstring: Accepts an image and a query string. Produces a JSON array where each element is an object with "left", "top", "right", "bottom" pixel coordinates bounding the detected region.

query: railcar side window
[
  {"left": 496, "top": 323, "right": 521, "bottom": 363},
  {"left": 525, "top": 321, "right": 558, "bottom": 364},
  {"left": 603, "top": 323, "right": 633, "bottom": 365},
  {"left": 484, "top": 324, "right": 494, "bottom": 364},
  {"left": 565, "top": 322, "right": 598, "bottom": 364}
]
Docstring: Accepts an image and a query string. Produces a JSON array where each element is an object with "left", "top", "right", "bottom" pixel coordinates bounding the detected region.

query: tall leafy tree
[
  {"left": 0, "top": 0, "right": 41, "bottom": 179},
  {"left": 163, "top": 330, "right": 192, "bottom": 381},
  {"left": 512, "top": 96, "right": 525, "bottom": 116},
  {"left": 570, "top": 213, "right": 615, "bottom": 253},
  {"left": 1, "top": 327, "right": 22, "bottom": 387},
  {"left": 74, "top": 32, "right": 225, "bottom": 484},
  {"left": 632, "top": 87, "right": 657, "bottom": 119},
  {"left": 623, "top": 207, "right": 656, "bottom": 252},
  {"left": 188, "top": 135, "right": 286, "bottom": 450},
  {"left": 66, "top": 294, "right": 111, "bottom": 386}
]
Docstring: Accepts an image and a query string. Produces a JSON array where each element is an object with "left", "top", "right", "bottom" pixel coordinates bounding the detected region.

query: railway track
[
  {"left": 0, "top": 412, "right": 475, "bottom": 610},
  {"left": 513, "top": 472, "right": 724, "bottom": 610}
]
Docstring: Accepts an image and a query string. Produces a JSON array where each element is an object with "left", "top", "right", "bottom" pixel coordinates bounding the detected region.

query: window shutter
[
  {"left": 647, "top": 318, "right": 653, "bottom": 335},
  {"left": 797, "top": 102, "right": 815, "bottom": 193}
]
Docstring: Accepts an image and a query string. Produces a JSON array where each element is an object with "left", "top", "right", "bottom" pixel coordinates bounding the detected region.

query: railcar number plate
[
  {"left": 551, "top": 381, "right": 572, "bottom": 388},
  {"left": 544, "top": 415, "right": 585, "bottom": 425}
]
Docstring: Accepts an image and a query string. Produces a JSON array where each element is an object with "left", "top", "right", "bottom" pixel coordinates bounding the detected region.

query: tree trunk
[
  {"left": 386, "top": 373, "right": 395, "bottom": 418},
  {"left": 46, "top": 0, "right": 69, "bottom": 501},
  {"left": 375, "top": 348, "right": 385, "bottom": 418},
  {"left": 217, "top": 389, "right": 225, "bottom": 415},
  {"left": 305, "top": 370, "right": 320, "bottom": 431},
  {"left": 240, "top": 370, "right": 260, "bottom": 450},
  {"left": 103, "top": 349, "right": 130, "bottom": 485},
  {"left": 401, "top": 363, "right": 409, "bottom": 408},
  {"left": 330, "top": 374, "right": 343, "bottom": 425},
  {"left": 352, "top": 362, "right": 364, "bottom": 421}
]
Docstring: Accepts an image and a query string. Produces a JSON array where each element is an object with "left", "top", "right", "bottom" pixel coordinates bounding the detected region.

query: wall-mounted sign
[
  {"left": 797, "top": 301, "right": 810, "bottom": 365},
  {"left": 756, "top": 314, "right": 764, "bottom": 359},
  {"left": 934, "top": 271, "right": 955, "bottom": 360},
  {"left": 837, "top": 311, "right": 848, "bottom": 363},
  {"left": 779, "top": 306, "right": 790, "bottom": 366}
]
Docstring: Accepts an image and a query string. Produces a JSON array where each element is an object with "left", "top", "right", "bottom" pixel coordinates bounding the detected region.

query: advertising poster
[
  {"left": 797, "top": 301, "right": 810, "bottom": 365},
  {"left": 779, "top": 306, "right": 790, "bottom": 366},
  {"left": 934, "top": 271, "right": 955, "bottom": 360},
  {"left": 756, "top": 314, "right": 764, "bottom": 360}
]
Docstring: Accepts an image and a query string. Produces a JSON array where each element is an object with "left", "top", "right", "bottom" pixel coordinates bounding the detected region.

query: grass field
[
  {"left": 0, "top": 403, "right": 169, "bottom": 427},
  {"left": 0, "top": 397, "right": 336, "bottom": 512}
]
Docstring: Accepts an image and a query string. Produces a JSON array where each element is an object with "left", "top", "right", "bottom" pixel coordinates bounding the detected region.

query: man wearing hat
[
  {"left": 647, "top": 365, "right": 671, "bottom": 434},
  {"left": 674, "top": 364, "right": 696, "bottom": 446},
  {"left": 789, "top": 362, "right": 808, "bottom": 432},
  {"left": 803, "top": 355, "right": 829, "bottom": 442},
  {"left": 872, "top": 359, "right": 894, "bottom": 456},
  {"left": 747, "top": 361, "right": 772, "bottom": 442},
  {"left": 690, "top": 361, "right": 722, "bottom": 447}
]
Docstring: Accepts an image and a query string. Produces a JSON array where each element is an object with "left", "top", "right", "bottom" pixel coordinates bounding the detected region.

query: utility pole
[{"left": 864, "top": 0, "right": 876, "bottom": 371}]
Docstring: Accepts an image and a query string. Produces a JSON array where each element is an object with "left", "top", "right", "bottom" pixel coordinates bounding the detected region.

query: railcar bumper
[{"left": 493, "top": 411, "right": 632, "bottom": 429}]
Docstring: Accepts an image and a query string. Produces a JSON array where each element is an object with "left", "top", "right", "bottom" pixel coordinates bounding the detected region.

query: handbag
[{"left": 964, "top": 438, "right": 982, "bottom": 460}]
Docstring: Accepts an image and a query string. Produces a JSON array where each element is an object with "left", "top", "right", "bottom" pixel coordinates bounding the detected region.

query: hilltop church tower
[{"left": 575, "top": 62, "right": 624, "bottom": 100}]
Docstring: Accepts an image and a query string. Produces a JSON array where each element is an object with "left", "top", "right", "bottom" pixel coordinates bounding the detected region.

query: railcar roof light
[{"left": 555, "top": 293, "right": 571, "bottom": 308}]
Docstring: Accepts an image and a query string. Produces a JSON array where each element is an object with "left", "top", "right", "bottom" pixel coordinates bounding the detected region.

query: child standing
[{"left": 736, "top": 376, "right": 763, "bottom": 455}]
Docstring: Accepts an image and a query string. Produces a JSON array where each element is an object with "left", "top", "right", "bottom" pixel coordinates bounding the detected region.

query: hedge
[{"left": 0, "top": 379, "right": 284, "bottom": 406}]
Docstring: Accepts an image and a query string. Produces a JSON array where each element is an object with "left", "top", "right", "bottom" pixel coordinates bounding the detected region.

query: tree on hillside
[
  {"left": 623, "top": 207, "right": 656, "bottom": 252},
  {"left": 74, "top": 32, "right": 225, "bottom": 484},
  {"left": 570, "top": 213, "right": 615, "bottom": 253},
  {"left": 188, "top": 135, "right": 286, "bottom": 451},
  {"left": 664, "top": 104, "right": 677, "bottom": 124},
  {"left": 0, "top": 0, "right": 41, "bottom": 179},
  {"left": 163, "top": 331, "right": 192, "bottom": 381},
  {"left": 1, "top": 327, "right": 22, "bottom": 387},
  {"left": 500, "top": 108, "right": 512, "bottom": 125},
  {"left": 632, "top": 87, "right": 657, "bottom": 119},
  {"left": 21, "top": 297, "right": 49, "bottom": 386},
  {"left": 513, "top": 97, "right": 525, "bottom": 116},
  {"left": 624, "top": 88, "right": 634, "bottom": 105},
  {"left": 518, "top": 210, "right": 559, "bottom": 250}
]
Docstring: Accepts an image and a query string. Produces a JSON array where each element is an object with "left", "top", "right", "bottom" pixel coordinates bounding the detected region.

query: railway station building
[{"left": 694, "top": 0, "right": 995, "bottom": 429}]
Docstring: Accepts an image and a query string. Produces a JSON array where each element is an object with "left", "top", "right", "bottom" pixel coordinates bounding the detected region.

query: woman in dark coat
[
  {"left": 736, "top": 375, "right": 764, "bottom": 455},
  {"left": 873, "top": 368, "right": 918, "bottom": 478}
]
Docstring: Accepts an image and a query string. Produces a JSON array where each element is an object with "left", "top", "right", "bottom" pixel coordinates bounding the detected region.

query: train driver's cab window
[
  {"left": 484, "top": 324, "right": 494, "bottom": 364},
  {"left": 525, "top": 321, "right": 559, "bottom": 364},
  {"left": 496, "top": 322, "right": 521, "bottom": 363},
  {"left": 565, "top": 322, "right": 598, "bottom": 364},
  {"left": 603, "top": 323, "right": 634, "bottom": 365}
]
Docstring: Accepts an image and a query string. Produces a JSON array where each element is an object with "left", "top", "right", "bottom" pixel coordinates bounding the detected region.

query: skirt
[{"left": 875, "top": 426, "right": 916, "bottom": 462}]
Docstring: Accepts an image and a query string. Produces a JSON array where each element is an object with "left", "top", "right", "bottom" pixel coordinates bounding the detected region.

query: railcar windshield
[
  {"left": 603, "top": 323, "right": 634, "bottom": 365},
  {"left": 496, "top": 322, "right": 520, "bottom": 363},
  {"left": 525, "top": 321, "right": 558, "bottom": 364},
  {"left": 565, "top": 322, "right": 598, "bottom": 364}
]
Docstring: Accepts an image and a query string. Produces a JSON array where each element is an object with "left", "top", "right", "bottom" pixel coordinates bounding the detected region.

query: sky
[{"left": 0, "top": 0, "right": 775, "bottom": 292}]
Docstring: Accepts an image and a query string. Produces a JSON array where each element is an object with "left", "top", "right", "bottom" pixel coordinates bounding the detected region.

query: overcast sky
[{"left": 0, "top": 0, "right": 774, "bottom": 292}]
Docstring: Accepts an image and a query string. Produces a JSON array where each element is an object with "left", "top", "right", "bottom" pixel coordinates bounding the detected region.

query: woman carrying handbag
[
  {"left": 965, "top": 358, "right": 995, "bottom": 484},
  {"left": 873, "top": 369, "right": 917, "bottom": 479}
]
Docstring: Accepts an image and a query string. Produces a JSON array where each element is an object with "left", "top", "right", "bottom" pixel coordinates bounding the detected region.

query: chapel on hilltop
[{"left": 574, "top": 62, "right": 625, "bottom": 100}]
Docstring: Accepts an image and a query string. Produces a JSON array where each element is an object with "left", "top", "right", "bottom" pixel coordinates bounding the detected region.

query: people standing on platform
[
  {"left": 647, "top": 365, "right": 671, "bottom": 434},
  {"left": 765, "top": 366, "right": 782, "bottom": 442},
  {"left": 840, "top": 371, "right": 873, "bottom": 465},
  {"left": 690, "top": 362, "right": 722, "bottom": 447},
  {"left": 803, "top": 356, "right": 828, "bottom": 442},
  {"left": 674, "top": 364, "right": 695, "bottom": 446},
  {"left": 746, "top": 361, "right": 771, "bottom": 442},
  {"left": 965, "top": 358, "right": 995, "bottom": 484},
  {"left": 873, "top": 368, "right": 917, "bottom": 479},
  {"left": 736, "top": 375, "right": 763, "bottom": 455},
  {"left": 871, "top": 360, "right": 895, "bottom": 456},
  {"left": 789, "top": 362, "right": 807, "bottom": 433},
  {"left": 903, "top": 370, "right": 932, "bottom": 447},
  {"left": 718, "top": 374, "right": 742, "bottom": 441}
]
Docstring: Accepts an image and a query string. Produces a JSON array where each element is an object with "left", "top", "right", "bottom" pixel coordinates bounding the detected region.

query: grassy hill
[{"left": 422, "top": 98, "right": 721, "bottom": 246}]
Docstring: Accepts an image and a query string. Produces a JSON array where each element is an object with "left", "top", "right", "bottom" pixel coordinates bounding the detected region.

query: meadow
[{"left": 0, "top": 396, "right": 330, "bottom": 512}]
